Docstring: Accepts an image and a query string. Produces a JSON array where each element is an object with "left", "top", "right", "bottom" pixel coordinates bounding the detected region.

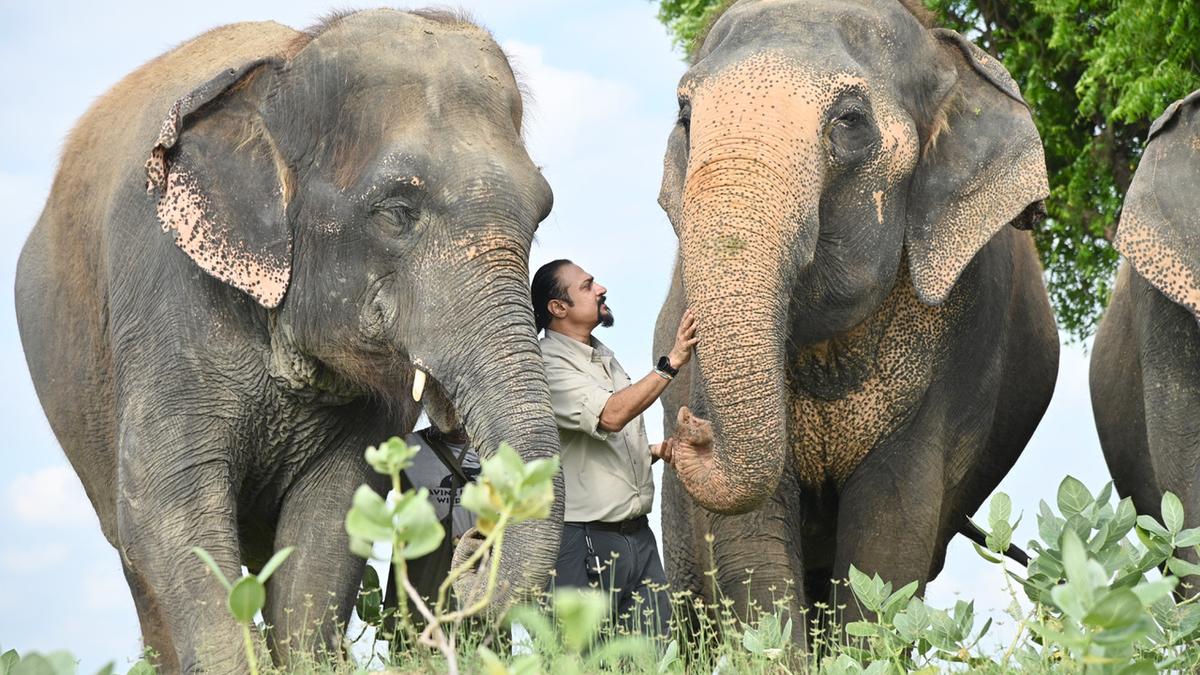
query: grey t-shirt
[{"left": 403, "top": 431, "right": 480, "bottom": 540}]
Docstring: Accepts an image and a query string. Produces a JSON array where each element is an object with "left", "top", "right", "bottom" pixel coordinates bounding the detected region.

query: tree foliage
[{"left": 655, "top": 0, "right": 1200, "bottom": 340}]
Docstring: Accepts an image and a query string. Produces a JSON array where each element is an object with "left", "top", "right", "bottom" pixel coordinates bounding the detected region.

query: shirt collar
[{"left": 544, "top": 328, "right": 613, "bottom": 362}]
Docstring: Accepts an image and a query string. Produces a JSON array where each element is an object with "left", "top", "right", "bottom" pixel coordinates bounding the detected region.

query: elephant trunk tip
[{"left": 669, "top": 406, "right": 781, "bottom": 515}]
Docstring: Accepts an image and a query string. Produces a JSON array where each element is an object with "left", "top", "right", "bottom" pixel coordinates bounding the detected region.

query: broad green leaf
[
  {"left": 1175, "top": 527, "right": 1200, "bottom": 548},
  {"left": 1162, "top": 492, "right": 1185, "bottom": 534},
  {"left": 93, "top": 663, "right": 114, "bottom": 675},
  {"left": 844, "top": 621, "right": 876, "bottom": 637},
  {"left": 1136, "top": 515, "right": 1170, "bottom": 539},
  {"left": 1131, "top": 577, "right": 1177, "bottom": 607},
  {"left": 393, "top": 488, "right": 445, "bottom": 560},
  {"left": 1058, "top": 476, "right": 1093, "bottom": 518},
  {"left": 228, "top": 576, "right": 265, "bottom": 624},
  {"left": 882, "top": 580, "right": 919, "bottom": 616},
  {"left": 356, "top": 563, "right": 382, "bottom": 626},
  {"left": 989, "top": 492, "right": 1012, "bottom": 528},
  {"left": 10, "top": 652, "right": 77, "bottom": 675},
  {"left": 1167, "top": 556, "right": 1200, "bottom": 577},
  {"left": 1060, "top": 529, "right": 1089, "bottom": 586},
  {"left": 364, "top": 436, "right": 419, "bottom": 476},
  {"left": 1038, "top": 500, "right": 1065, "bottom": 544},
  {"left": 972, "top": 542, "right": 1003, "bottom": 564},
  {"left": 657, "top": 639, "right": 680, "bottom": 674},
  {"left": 1117, "top": 661, "right": 1158, "bottom": 675},
  {"left": 1, "top": 649, "right": 18, "bottom": 675},
  {"left": 256, "top": 546, "right": 294, "bottom": 583},
  {"left": 344, "top": 485, "right": 393, "bottom": 544},
  {"left": 190, "top": 547, "right": 232, "bottom": 591},
  {"left": 986, "top": 521, "right": 1013, "bottom": 553},
  {"left": 1083, "top": 588, "right": 1142, "bottom": 629},
  {"left": 847, "top": 566, "right": 880, "bottom": 612},
  {"left": 1096, "top": 481, "right": 1114, "bottom": 507},
  {"left": 742, "top": 628, "right": 764, "bottom": 653},
  {"left": 554, "top": 589, "right": 608, "bottom": 654},
  {"left": 1108, "top": 498, "right": 1137, "bottom": 544},
  {"left": 348, "top": 536, "right": 375, "bottom": 559}
]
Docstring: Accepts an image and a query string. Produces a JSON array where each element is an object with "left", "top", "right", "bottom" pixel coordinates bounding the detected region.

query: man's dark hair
[{"left": 531, "top": 259, "right": 574, "bottom": 332}]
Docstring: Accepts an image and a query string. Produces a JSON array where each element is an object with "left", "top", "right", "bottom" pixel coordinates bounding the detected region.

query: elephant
[
  {"left": 14, "top": 9, "right": 560, "bottom": 672},
  {"left": 652, "top": 0, "right": 1059, "bottom": 642},
  {"left": 1091, "top": 89, "right": 1200, "bottom": 589}
]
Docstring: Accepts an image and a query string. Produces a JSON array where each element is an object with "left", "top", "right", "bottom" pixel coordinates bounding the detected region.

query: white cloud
[
  {"left": 501, "top": 39, "right": 637, "bottom": 164},
  {"left": 0, "top": 543, "right": 69, "bottom": 574},
  {"left": 6, "top": 464, "right": 94, "bottom": 527}
]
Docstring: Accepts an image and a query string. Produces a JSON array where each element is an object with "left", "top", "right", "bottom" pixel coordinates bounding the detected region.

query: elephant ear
[
  {"left": 1113, "top": 90, "right": 1200, "bottom": 317},
  {"left": 658, "top": 121, "right": 688, "bottom": 231},
  {"left": 905, "top": 29, "right": 1049, "bottom": 305},
  {"left": 144, "top": 59, "right": 293, "bottom": 309}
]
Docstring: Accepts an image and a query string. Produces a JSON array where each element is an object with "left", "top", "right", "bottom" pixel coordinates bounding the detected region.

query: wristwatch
[{"left": 656, "top": 355, "right": 679, "bottom": 378}]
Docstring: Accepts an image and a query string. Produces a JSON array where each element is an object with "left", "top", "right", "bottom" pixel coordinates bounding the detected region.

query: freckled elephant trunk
[
  {"left": 672, "top": 198, "right": 796, "bottom": 514},
  {"left": 670, "top": 91, "right": 824, "bottom": 514}
]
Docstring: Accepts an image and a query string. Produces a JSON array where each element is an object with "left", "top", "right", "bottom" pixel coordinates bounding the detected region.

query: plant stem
[
  {"left": 435, "top": 511, "right": 511, "bottom": 617},
  {"left": 440, "top": 521, "right": 507, "bottom": 623},
  {"left": 242, "top": 624, "right": 258, "bottom": 675},
  {"left": 399, "top": 568, "right": 458, "bottom": 675}
]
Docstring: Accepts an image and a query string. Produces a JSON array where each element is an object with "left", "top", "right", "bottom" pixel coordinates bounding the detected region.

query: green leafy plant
[
  {"left": 344, "top": 437, "right": 559, "bottom": 675},
  {"left": 191, "top": 545, "right": 294, "bottom": 675}
]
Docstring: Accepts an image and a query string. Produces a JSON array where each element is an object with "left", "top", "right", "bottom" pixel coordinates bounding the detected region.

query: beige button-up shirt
[{"left": 540, "top": 329, "right": 654, "bottom": 523}]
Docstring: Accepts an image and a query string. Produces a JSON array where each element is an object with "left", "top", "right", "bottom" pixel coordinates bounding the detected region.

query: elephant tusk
[{"left": 412, "top": 368, "right": 427, "bottom": 402}]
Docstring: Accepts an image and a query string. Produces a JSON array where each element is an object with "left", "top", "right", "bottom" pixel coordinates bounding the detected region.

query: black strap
[{"left": 418, "top": 429, "right": 472, "bottom": 487}]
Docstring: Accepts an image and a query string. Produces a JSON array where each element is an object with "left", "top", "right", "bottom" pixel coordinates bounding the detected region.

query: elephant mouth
[{"left": 410, "top": 363, "right": 464, "bottom": 433}]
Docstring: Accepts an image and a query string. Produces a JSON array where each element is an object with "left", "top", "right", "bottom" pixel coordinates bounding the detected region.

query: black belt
[{"left": 565, "top": 515, "right": 648, "bottom": 535}]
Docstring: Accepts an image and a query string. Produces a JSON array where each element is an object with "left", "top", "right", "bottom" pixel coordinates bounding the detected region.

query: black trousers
[{"left": 551, "top": 518, "right": 671, "bottom": 637}]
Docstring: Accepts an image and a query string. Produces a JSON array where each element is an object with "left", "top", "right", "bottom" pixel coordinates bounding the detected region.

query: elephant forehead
[{"left": 687, "top": 52, "right": 865, "bottom": 132}]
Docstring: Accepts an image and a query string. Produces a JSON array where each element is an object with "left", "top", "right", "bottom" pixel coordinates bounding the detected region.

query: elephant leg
[
  {"left": 703, "top": 463, "right": 807, "bottom": 646},
  {"left": 116, "top": 415, "right": 248, "bottom": 673},
  {"left": 121, "top": 557, "right": 180, "bottom": 672},
  {"left": 265, "top": 440, "right": 388, "bottom": 665},
  {"left": 832, "top": 434, "right": 945, "bottom": 623}
]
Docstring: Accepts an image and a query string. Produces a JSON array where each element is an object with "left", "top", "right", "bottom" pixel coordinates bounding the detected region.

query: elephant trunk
[
  {"left": 671, "top": 199, "right": 793, "bottom": 514},
  {"left": 670, "top": 74, "right": 824, "bottom": 514},
  {"left": 407, "top": 230, "right": 563, "bottom": 607}
]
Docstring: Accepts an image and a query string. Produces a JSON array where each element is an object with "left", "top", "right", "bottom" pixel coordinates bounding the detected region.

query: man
[{"left": 531, "top": 259, "right": 698, "bottom": 636}]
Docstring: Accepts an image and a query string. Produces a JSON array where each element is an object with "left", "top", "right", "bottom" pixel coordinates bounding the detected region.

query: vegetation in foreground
[{"left": 9, "top": 436, "right": 1200, "bottom": 673}]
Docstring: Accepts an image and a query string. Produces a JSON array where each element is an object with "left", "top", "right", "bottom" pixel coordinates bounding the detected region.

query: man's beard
[{"left": 598, "top": 296, "right": 614, "bottom": 328}]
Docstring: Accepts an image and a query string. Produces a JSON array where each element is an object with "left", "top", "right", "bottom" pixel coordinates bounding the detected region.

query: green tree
[{"left": 655, "top": 0, "right": 1200, "bottom": 340}]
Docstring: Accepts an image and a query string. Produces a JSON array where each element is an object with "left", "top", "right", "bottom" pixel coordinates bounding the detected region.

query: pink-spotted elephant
[
  {"left": 1091, "top": 89, "right": 1200, "bottom": 593},
  {"left": 653, "top": 0, "right": 1058, "bottom": 643}
]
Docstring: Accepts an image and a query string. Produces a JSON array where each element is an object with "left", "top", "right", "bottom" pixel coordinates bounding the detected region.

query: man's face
[{"left": 554, "top": 263, "right": 614, "bottom": 329}]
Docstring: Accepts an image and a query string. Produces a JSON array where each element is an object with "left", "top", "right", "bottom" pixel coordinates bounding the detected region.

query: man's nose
[{"left": 597, "top": 284, "right": 607, "bottom": 296}]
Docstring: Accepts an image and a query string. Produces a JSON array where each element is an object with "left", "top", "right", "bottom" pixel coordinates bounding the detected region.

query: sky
[{"left": 0, "top": 1, "right": 1114, "bottom": 671}]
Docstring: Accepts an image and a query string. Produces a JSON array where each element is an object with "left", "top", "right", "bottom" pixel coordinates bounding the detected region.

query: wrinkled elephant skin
[
  {"left": 14, "top": 10, "right": 561, "bottom": 673},
  {"left": 1091, "top": 89, "right": 1200, "bottom": 595},
  {"left": 653, "top": 0, "right": 1059, "bottom": 644}
]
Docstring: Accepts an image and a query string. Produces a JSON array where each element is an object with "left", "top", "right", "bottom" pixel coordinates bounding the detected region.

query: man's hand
[
  {"left": 668, "top": 308, "right": 699, "bottom": 370},
  {"left": 650, "top": 441, "right": 674, "bottom": 465}
]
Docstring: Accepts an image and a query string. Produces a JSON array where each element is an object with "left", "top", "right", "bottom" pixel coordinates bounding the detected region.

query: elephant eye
[
  {"left": 677, "top": 99, "right": 692, "bottom": 135},
  {"left": 826, "top": 104, "right": 878, "bottom": 165},
  {"left": 833, "top": 107, "right": 866, "bottom": 128},
  {"left": 373, "top": 197, "right": 420, "bottom": 236}
]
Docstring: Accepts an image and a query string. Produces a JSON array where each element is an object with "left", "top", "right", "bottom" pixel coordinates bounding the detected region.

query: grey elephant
[
  {"left": 652, "top": 0, "right": 1059, "bottom": 641},
  {"left": 15, "top": 9, "right": 559, "bottom": 672},
  {"left": 1091, "top": 90, "right": 1200, "bottom": 587}
]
